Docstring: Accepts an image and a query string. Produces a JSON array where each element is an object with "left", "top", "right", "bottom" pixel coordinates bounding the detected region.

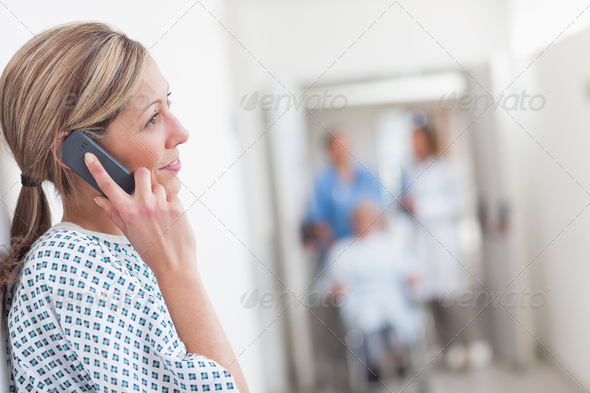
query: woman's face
[{"left": 101, "top": 57, "right": 189, "bottom": 195}]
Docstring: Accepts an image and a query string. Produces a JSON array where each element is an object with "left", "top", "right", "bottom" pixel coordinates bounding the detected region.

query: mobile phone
[{"left": 59, "top": 130, "right": 135, "bottom": 196}]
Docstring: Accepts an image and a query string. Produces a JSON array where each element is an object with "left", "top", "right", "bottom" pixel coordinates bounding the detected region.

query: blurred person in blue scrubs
[{"left": 305, "top": 129, "right": 383, "bottom": 268}]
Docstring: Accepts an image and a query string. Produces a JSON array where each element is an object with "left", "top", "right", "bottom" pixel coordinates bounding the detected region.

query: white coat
[{"left": 404, "top": 156, "right": 467, "bottom": 301}]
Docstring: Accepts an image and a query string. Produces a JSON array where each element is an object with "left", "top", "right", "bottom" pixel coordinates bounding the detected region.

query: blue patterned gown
[{"left": 5, "top": 221, "right": 238, "bottom": 392}]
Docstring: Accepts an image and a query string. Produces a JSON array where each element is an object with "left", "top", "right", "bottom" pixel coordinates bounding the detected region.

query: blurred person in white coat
[{"left": 401, "top": 123, "right": 486, "bottom": 370}]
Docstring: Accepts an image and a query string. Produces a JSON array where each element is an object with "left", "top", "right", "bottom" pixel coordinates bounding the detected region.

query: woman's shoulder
[
  {"left": 22, "top": 224, "right": 126, "bottom": 281},
  {"left": 25, "top": 224, "right": 156, "bottom": 293},
  {"left": 10, "top": 225, "right": 140, "bottom": 312},
  {"left": 8, "top": 226, "right": 110, "bottom": 318},
  {"left": 27, "top": 225, "right": 104, "bottom": 259}
]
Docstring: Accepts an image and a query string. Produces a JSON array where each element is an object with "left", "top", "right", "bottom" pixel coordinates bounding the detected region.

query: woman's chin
[
  {"left": 155, "top": 175, "right": 182, "bottom": 196},
  {"left": 166, "top": 179, "right": 182, "bottom": 196}
]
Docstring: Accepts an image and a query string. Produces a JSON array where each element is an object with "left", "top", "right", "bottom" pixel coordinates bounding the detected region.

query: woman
[
  {"left": 402, "top": 124, "right": 474, "bottom": 369},
  {"left": 0, "top": 22, "right": 249, "bottom": 392}
]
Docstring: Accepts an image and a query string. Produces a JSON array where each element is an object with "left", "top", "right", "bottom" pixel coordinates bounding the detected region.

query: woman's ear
[{"left": 51, "top": 130, "right": 71, "bottom": 169}]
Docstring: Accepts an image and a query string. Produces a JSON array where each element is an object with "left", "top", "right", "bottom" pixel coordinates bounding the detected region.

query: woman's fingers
[
  {"left": 134, "top": 167, "right": 153, "bottom": 200},
  {"left": 84, "top": 152, "right": 130, "bottom": 204},
  {"left": 152, "top": 182, "right": 166, "bottom": 201}
]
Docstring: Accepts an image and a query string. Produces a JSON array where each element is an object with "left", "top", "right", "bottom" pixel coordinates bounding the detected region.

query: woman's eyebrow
[{"left": 141, "top": 81, "right": 170, "bottom": 114}]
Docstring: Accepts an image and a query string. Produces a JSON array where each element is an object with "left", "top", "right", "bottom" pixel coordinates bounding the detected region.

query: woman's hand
[{"left": 84, "top": 152, "right": 196, "bottom": 275}]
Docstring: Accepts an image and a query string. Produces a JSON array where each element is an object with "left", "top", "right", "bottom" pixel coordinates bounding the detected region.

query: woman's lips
[{"left": 160, "top": 158, "right": 181, "bottom": 172}]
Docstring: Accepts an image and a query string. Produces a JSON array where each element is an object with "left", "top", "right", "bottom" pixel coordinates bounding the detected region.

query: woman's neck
[{"left": 61, "top": 188, "right": 124, "bottom": 236}]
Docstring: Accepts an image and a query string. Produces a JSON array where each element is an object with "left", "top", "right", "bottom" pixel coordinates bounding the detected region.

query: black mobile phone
[{"left": 59, "top": 130, "right": 135, "bottom": 196}]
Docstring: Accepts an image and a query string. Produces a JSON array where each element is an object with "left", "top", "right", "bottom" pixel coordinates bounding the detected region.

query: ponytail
[{"left": 0, "top": 183, "right": 51, "bottom": 320}]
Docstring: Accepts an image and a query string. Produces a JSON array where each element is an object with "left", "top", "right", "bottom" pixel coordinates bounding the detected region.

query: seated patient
[{"left": 324, "top": 200, "right": 423, "bottom": 379}]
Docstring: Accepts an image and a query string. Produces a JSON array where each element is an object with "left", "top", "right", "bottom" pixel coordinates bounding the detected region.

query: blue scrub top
[{"left": 307, "top": 164, "right": 384, "bottom": 240}]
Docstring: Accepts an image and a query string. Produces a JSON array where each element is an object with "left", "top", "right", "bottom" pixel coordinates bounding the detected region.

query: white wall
[
  {"left": 499, "top": 23, "right": 590, "bottom": 387},
  {"left": 225, "top": 0, "right": 508, "bottom": 89},
  {"left": 0, "top": 1, "right": 264, "bottom": 392},
  {"left": 508, "top": 0, "right": 590, "bottom": 56}
]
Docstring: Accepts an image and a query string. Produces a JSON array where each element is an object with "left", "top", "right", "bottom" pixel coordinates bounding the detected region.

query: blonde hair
[{"left": 0, "top": 21, "right": 148, "bottom": 307}]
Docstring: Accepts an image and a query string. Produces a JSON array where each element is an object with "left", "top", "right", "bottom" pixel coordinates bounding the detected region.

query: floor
[
  {"left": 307, "top": 361, "right": 582, "bottom": 393},
  {"left": 425, "top": 362, "right": 581, "bottom": 393}
]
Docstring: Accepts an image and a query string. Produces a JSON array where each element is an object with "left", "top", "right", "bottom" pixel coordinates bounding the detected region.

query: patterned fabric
[{"left": 5, "top": 222, "right": 238, "bottom": 392}]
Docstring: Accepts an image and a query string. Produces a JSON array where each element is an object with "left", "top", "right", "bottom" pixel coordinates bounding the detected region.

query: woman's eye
[
  {"left": 146, "top": 113, "right": 160, "bottom": 127},
  {"left": 144, "top": 94, "right": 171, "bottom": 128}
]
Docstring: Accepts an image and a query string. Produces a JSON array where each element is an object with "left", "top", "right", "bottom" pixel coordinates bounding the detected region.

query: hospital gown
[{"left": 5, "top": 221, "right": 238, "bottom": 392}]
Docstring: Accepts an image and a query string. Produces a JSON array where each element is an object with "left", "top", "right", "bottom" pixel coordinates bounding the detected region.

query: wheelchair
[{"left": 341, "top": 304, "right": 436, "bottom": 393}]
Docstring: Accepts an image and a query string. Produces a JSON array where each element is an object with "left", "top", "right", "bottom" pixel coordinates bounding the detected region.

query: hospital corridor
[{"left": 1, "top": 1, "right": 590, "bottom": 393}]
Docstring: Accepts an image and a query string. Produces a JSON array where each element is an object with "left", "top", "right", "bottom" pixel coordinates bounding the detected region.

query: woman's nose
[{"left": 166, "top": 115, "right": 190, "bottom": 148}]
